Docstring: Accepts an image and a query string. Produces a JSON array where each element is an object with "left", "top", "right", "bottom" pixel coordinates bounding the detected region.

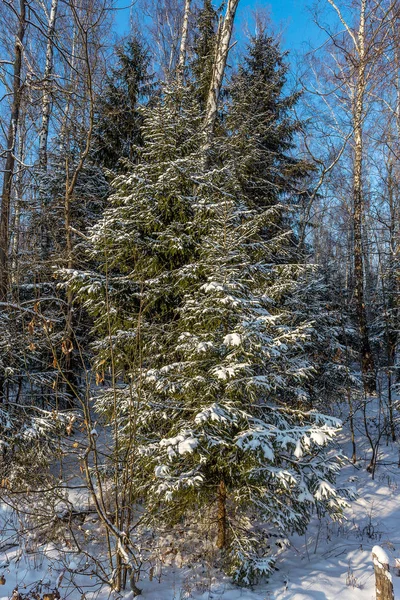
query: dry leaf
[
  {"left": 28, "top": 319, "right": 35, "bottom": 335},
  {"left": 66, "top": 415, "right": 76, "bottom": 435},
  {"left": 61, "top": 339, "right": 73, "bottom": 354}
]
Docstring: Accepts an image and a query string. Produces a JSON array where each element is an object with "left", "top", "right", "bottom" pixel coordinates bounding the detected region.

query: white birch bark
[
  {"left": 38, "top": 0, "right": 59, "bottom": 170},
  {"left": 325, "top": 0, "right": 375, "bottom": 390},
  {"left": 204, "top": 0, "right": 240, "bottom": 141},
  {"left": 39, "top": 0, "right": 58, "bottom": 258},
  {"left": 351, "top": 0, "right": 376, "bottom": 391},
  {"left": 177, "top": 0, "right": 191, "bottom": 84}
]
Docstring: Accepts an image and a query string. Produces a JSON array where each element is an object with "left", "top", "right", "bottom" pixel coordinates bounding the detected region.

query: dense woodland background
[{"left": 0, "top": 0, "right": 399, "bottom": 595}]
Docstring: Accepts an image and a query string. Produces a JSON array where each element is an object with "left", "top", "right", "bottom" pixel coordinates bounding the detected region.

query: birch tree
[
  {"left": 204, "top": 0, "right": 239, "bottom": 141},
  {"left": 0, "top": 0, "right": 27, "bottom": 301},
  {"left": 307, "top": 0, "right": 398, "bottom": 393},
  {"left": 177, "top": 0, "right": 191, "bottom": 82},
  {"left": 36, "top": 0, "right": 59, "bottom": 260},
  {"left": 349, "top": 0, "right": 375, "bottom": 392},
  {"left": 38, "top": 0, "right": 58, "bottom": 170}
]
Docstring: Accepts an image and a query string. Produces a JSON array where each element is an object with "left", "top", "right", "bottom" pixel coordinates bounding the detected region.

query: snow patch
[
  {"left": 201, "top": 281, "right": 224, "bottom": 293},
  {"left": 194, "top": 403, "right": 233, "bottom": 424},
  {"left": 177, "top": 437, "right": 198, "bottom": 455},
  {"left": 372, "top": 545, "right": 390, "bottom": 566},
  {"left": 223, "top": 333, "right": 242, "bottom": 347}
]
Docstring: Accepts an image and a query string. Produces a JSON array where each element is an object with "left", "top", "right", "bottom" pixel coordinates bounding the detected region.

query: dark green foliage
[
  {"left": 93, "top": 36, "right": 154, "bottom": 170},
  {"left": 228, "top": 30, "right": 313, "bottom": 216},
  {"left": 62, "top": 24, "right": 351, "bottom": 588},
  {"left": 65, "top": 77, "right": 349, "bottom": 584}
]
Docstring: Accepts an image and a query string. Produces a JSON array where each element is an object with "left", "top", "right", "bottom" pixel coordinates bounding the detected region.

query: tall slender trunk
[
  {"left": 62, "top": 6, "right": 95, "bottom": 406},
  {"left": 0, "top": 0, "right": 27, "bottom": 301},
  {"left": 385, "top": 161, "right": 397, "bottom": 439},
  {"left": 38, "top": 0, "right": 58, "bottom": 169},
  {"left": 393, "top": 18, "right": 400, "bottom": 383},
  {"left": 10, "top": 117, "right": 26, "bottom": 281},
  {"left": 216, "top": 479, "right": 227, "bottom": 549},
  {"left": 177, "top": 0, "right": 191, "bottom": 84},
  {"left": 204, "top": 0, "right": 239, "bottom": 143},
  {"left": 38, "top": 0, "right": 58, "bottom": 260},
  {"left": 353, "top": 0, "right": 375, "bottom": 393}
]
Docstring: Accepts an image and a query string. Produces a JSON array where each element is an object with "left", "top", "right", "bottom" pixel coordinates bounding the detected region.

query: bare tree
[
  {"left": 348, "top": 0, "right": 376, "bottom": 392},
  {"left": 0, "top": 0, "right": 27, "bottom": 301},
  {"left": 136, "top": 0, "right": 186, "bottom": 78},
  {"left": 306, "top": 0, "right": 399, "bottom": 393}
]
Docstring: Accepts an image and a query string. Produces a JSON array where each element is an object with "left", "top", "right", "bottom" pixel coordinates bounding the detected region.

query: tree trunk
[
  {"left": 10, "top": 115, "right": 26, "bottom": 281},
  {"left": 204, "top": 0, "right": 239, "bottom": 142},
  {"left": 216, "top": 480, "right": 227, "bottom": 549},
  {"left": 372, "top": 546, "right": 394, "bottom": 600},
  {"left": 385, "top": 162, "right": 397, "bottom": 439},
  {"left": 61, "top": 7, "right": 95, "bottom": 407},
  {"left": 353, "top": 0, "right": 375, "bottom": 393},
  {"left": 0, "top": 0, "right": 27, "bottom": 301},
  {"left": 177, "top": 0, "right": 191, "bottom": 84},
  {"left": 38, "top": 0, "right": 58, "bottom": 169},
  {"left": 38, "top": 0, "right": 58, "bottom": 260}
]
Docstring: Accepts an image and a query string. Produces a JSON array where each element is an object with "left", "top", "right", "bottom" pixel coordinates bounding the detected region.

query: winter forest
[{"left": 0, "top": 0, "right": 400, "bottom": 598}]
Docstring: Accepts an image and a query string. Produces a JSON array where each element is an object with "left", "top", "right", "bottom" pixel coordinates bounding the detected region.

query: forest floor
[{"left": 1, "top": 390, "right": 400, "bottom": 599}]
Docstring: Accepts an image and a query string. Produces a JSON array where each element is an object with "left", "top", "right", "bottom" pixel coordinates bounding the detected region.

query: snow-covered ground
[{"left": 2, "top": 395, "right": 400, "bottom": 599}]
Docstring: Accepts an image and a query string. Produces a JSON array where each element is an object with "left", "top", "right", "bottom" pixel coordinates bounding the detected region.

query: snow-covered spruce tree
[
  {"left": 139, "top": 174, "right": 350, "bottom": 585},
  {"left": 227, "top": 30, "right": 356, "bottom": 414},
  {"left": 65, "top": 79, "right": 350, "bottom": 585},
  {"left": 92, "top": 36, "right": 154, "bottom": 171},
  {"left": 227, "top": 28, "right": 311, "bottom": 214}
]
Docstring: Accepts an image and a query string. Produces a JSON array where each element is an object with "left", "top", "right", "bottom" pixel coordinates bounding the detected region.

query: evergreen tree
[
  {"left": 92, "top": 36, "right": 154, "bottom": 170},
  {"left": 66, "top": 80, "right": 350, "bottom": 584},
  {"left": 227, "top": 31, "right": 355, "bottom": 412},
  {"left": 227, "top": 29, "right": 312, "bottom": 214}
]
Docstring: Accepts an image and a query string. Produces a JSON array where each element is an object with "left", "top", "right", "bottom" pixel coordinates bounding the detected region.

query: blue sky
[
  {"left": 113, "top": 1, "right": 323, "bottom": 55},
  {"left": 235, "top": 0, "right": 320, "bottom": 51}
]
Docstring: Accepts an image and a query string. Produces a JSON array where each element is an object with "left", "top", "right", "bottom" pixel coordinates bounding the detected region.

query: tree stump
[{"left": 372, "top": 546, "right": 394, "bottom": 600}]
